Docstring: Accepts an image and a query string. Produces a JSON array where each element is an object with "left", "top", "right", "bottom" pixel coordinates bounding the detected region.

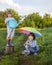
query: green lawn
[{"left": 0, "top": 28, "right": 52, "bottom": 65}]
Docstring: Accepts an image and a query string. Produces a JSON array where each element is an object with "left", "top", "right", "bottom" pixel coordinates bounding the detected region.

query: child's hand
[
  {"left": 21, "top": 18, "right": 24, "bottom": 21},
  {"left": 25, "top": 42, "right": 29, "bottom": 46},
  {"left": 20, "top": 17, "right": 25, "bottom": 24}
]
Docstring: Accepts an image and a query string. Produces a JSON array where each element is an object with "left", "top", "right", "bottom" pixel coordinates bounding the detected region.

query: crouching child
[{"left": 22, "top": 33, "right": 39, "bottom": 56}]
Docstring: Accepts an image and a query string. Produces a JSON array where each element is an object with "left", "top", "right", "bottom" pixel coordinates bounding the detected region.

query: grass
[{"left": 0, "top": 28, "right": 52, "bottom": 65}]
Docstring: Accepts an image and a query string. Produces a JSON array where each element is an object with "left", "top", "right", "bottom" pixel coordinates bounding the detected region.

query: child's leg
[
  {"left": 22, "top": 45, "right": 30, "bottom": 55},
  {"left": 28, "top": 47, "right": 38, "bottom": 55},
  {"left": 7, "top": 28, "right": 11, "bottom": 46},
  {"left": 34, "top": 46, "right": 39, "bottom": 53},
  {"left": 10, "top": 29, "right": 15, "bottom": 46},
  {"left": 7, "top": 28, "right": 15, "bottom": 46},
  {"left": 10, "top": 29, "right": 15, "bottom": 40},
  {"left": 34, "top": 50, "right": 38, "bottom": 55},
  {"left": 28, "top": 47, "right": 35, "bottom": 53},
  {"left": 25, "top": 45, "right": 30, "bottom": 52},
  {"left": 34, "top": 46, "right": 39, "bottom": 55},
  {"left": 7, "top": 27, "right": 12, "bottom": 40},
  {"left": 7, "top": 28, "right": 15, "bottom": 40}
]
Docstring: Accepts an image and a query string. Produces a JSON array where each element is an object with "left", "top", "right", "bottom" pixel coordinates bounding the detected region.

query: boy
[
  {"left": 5, "top": 10, "right": 24, "bottom": 46},
  {"left": 22, "top": 33, "right": 39, "bottom": 56},
  {"left": 5, "top": 10, "right": 16, "bottom": 46}
]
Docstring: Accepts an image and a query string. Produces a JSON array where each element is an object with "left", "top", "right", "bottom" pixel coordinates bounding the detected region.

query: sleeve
[{"left": 5, "top": 18, "right": 8, "bottom": 24}]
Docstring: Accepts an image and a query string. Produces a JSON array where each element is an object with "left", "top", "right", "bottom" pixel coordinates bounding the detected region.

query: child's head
[
  {"left": 28, "top": 33, "right": 35, "bottom": 41},
  {"left": 7, "top": 10, "right": 12, "bottom": 17}
]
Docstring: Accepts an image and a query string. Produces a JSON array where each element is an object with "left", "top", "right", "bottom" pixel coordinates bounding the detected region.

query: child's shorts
[{"left": 7, "top": 27, "right": 15, "bottom": 39}]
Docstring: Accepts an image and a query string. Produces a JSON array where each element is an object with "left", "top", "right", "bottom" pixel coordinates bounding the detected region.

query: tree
[
  {"left": 43, "top": 13, "right": 52, "bottom": 27},
  {"left": 0, "top": 9, "right": 20, "bottom": 28},
  {"left": 0, "top": 9, "right": 52, "bottom": 28},
  {"left": 21, "top": 12, "right": 43, "bottom": 28}
]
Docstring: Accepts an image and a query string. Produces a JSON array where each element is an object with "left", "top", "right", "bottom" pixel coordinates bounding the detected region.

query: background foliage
[{"left": 0, "top": 9, "right": 52, "bottom": 28}]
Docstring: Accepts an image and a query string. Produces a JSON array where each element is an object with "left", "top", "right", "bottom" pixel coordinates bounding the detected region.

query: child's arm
[
  {"left": 25, "top": 43, "right": 30, "bottom": 46},
  {"left": 17, "top": 18, "right": 24, "bottom": 26},
  {"left": 25, "top": 40, "right": 30, "bottom": 46},
  {"left": 5, "top": 18, "right": 8, "bottom": 24}
]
